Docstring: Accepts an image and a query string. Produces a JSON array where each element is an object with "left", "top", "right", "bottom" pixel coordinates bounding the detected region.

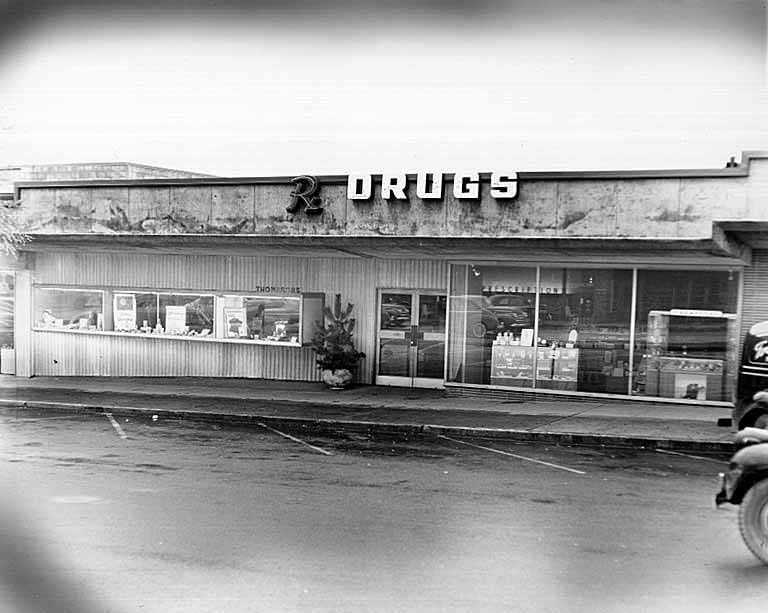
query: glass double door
[{"left": 376, "top": 290, "right": 447, "bottom": 388}]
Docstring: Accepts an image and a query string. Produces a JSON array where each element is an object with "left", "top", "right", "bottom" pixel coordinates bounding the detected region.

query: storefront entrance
[{"left": 376, "top": 290, "right": 447, "bottom": 388}]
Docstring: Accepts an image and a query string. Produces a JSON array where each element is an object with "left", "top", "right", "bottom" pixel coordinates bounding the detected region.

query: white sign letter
[
  {"left": 416, "top": 172, "right": 443, "bottom": 199},
  {"left": 453, "top": 173, "right": 480, "bottom": 199},
  {"left": 490, "top": 172, "right": 518, "bottom": 199},
  {"left": 347, "top": 174, "right": 372, "bottom": 200},
  {"left": 381, "top": 174, "right": 408, "bottom": 200}
]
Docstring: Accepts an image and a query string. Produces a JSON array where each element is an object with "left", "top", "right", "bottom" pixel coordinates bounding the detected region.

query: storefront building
[
  {"left": 0, "top": 162, "right": 213, "bottom": 375},
  {"left": 8, "top": 151, "right": 768, "bottom": 408}
]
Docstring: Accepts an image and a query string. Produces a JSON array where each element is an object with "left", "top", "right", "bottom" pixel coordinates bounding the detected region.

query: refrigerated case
[{"left": 641, "top": 310, "right": 738, "bottom": 401}]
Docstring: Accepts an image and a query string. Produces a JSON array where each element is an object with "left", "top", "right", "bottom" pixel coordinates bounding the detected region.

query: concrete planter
[{"left": 321, "top": 368, "right": 353, "bottom": 389}]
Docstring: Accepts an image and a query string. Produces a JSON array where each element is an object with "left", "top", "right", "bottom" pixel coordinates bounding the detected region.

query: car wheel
[{"left": 738, "top": 478, "right": 768, "bottom": 565}]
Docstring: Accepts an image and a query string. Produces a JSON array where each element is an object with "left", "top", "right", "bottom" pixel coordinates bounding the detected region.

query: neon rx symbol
[
  {"left": 753, "top": 340, "right": 768, "bottom": 362},
  {"left": 287, "top": 175, "right": 323, "bottom": 215}
]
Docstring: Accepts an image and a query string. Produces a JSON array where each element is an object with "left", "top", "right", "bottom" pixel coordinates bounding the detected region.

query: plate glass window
[
  {"left": 447, "top": 265, "right": 537, "bottom": 386},
  {"left": 535, "top": 268, "right": 632, "bottom": 394},
  {"left": 34, "top": 288, "right": 104, "bottom": 330},
  {"left": 158, "top": 293, "right": 214, "bottom": 336},
  {"left": 631, "top": 270, "right": 739, "bottom": 401},
  {"left": 217, "top": 295, "right": 301, "bottom": 344}
]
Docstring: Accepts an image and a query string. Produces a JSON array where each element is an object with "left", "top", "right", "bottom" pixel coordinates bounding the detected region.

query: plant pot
[{"left": 321, "top": 368, "right": 353, "bottom": 389}]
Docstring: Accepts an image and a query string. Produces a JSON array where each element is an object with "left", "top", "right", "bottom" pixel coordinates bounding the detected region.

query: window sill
[{"left": 32, "top": 327, "right": 303, "bottom": 348}]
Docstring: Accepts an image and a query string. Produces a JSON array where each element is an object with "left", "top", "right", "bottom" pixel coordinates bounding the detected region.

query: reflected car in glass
[
  {"left": 454, "top": 294, "right": 549, "bottom": 338},
  {"left": 485, "top": 294, "right": 533, "bottom": 329},
  {"left": 381, "top": 302, "right": 412, "bottom": 329}
]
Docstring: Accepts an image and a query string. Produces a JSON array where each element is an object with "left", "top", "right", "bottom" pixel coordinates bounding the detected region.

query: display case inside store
[
  {"left": 490, "top": 341, "right": 579, "bottom": 390},
  {"left": 640, "top": 310, "right": 736, "bottom": 401}
]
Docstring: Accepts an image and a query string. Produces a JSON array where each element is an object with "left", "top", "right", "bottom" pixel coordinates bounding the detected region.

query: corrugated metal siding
[
  {"left": 741, "top": 250, "right": 768, "bottom": 342},
  {"left": 32, "top": 252, "right": 448, "bottom": 381}
]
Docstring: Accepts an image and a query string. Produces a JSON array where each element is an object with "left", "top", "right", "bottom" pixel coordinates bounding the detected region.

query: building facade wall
[
  {"left": 30, "top": 252, "right": 447, "bottom": 381},
  {"left": 13, "top": 152, "right": 768, "bottom": 405},
  {"left": 13, "top": 164, "right": 768, "bottom": 240}
]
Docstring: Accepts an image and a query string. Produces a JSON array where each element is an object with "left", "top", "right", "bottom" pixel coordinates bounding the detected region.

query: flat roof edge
[{"left": 12, "top": 150, "right": 768, "bottom": 192}]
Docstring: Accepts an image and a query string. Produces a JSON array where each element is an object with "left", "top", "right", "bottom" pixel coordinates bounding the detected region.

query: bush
[{"left": 310, "top": 294, "right": 365, "bottom": 373}]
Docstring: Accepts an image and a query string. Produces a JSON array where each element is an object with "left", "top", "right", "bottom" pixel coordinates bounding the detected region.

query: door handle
[{"left": 410, "top": 325, "right": 423, "bottom": 346}]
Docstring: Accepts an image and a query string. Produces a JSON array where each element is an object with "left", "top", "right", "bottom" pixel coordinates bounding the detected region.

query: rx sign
[{"left": 287, "top": 175, "right": 323, "bottom": 215}]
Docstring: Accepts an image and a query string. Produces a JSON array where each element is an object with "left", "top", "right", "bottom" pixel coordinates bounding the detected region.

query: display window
[
  {"left": 35, "top": 287, "right": 104, "bottom": 330},
  {"left": 158, "top": 293, "right": 214, "bottom": 336},
  {"left": 447, "top": 264, "right": 741, "bottom": 403},
  {"left": 447, "top": 265, "right": 537, "bottom": 387},
  {"left": 632, "top": 270, "right": 740, "bottom": 402},
  {"left": 535, "top": 268, "right": 632, "bottom": 394},
  {"left": 113, "top": 292, "right": 158, "bottom": 332},
  {"left": 34, "top": 285, "right": 323, "bottom": 348},
  {"left": 217, "top": 295, "right": 301, "bottom": 345}
]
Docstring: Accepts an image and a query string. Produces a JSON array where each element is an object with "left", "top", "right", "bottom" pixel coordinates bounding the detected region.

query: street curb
[
  {"left": 0, "top": 387, "right": 513, "bottom": 414},
  {"left": 0, "top": 398, "right": 736, "bottom": 455}
]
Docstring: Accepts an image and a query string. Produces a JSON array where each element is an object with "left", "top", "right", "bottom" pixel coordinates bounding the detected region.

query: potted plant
[{"left": 311, "top": 294, "right": 365, "bottom": 389}]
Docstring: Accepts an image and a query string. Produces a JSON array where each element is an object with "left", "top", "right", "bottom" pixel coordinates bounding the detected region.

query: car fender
[
  {"left": 738, "top": 402, "right": 768, "bottom": 429},
  {"left": 729, "top": 443, "right": 768, "bottom": 504}
]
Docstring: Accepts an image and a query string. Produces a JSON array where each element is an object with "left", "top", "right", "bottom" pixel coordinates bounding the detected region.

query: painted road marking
[
  {"left": 437, "top": 435, "right": 586, "bottom": 475},
  {"left": 655, "top": 448, "right": 724, "bottom": 463},
  {"left": 257, "top": 422, "right": 333, "bottom": 456},
  {"left": 5, "top": 415, "right": 76, "bottom": 420},
  {"left": 51, "top": 495, "right": 103, "bottom": 504},
  {"left": 104, "top": 412, "right": 128, "bottom": 440}
]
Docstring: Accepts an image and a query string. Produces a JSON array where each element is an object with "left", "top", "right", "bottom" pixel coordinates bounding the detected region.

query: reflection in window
[
  {"left": 446, "top": 264, "right": 740, "bottom": 402},
  {"left": 218, "top": 295, "right": 300, "bottom": 344},
  {"left": 158, "top": 293, "right": 214, "bottom": 336},
  {"left": 535, "top": 269, "right": 633, "bottom": 394},
  {"left": 35, "top": 288, "right": 104, "bottom": 330},
  {"left": 446, "top": 265, "right": 537, "bottom": 386},
  {"left": 380, "top": 294, "right": 412, "bottom": 330}
]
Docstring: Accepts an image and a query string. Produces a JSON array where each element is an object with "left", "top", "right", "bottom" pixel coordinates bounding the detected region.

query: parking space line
[
  {"left": 5, "top": 415, "right": 76, "bottom": 420},
  {"left": 437, "top": 435, "right": 586, "bottom": 475},
  {"left": 655, "top": 448, "right": 724, "bottom": 463},
  {"left": 257, "top": 422, "right": 333, "bottom": 456},
  {"left": 104, "top": 412, "right": 129, "bottom": 440}
]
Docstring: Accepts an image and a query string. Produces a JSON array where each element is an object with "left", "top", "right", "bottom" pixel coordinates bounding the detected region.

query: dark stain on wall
[
  {"left": 560, "top": 210, "right": 588, "bottom": 229},
  {"left": 648, "top": 205, "right": 701, "bottom": 223}
]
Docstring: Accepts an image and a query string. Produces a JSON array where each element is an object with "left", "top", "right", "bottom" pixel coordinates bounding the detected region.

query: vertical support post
[
  {"left": 443, "top": 265, "right": 453, "bottom": 384},
  {"left": 627, "top": 268, "right": 638, "bottom": 396},
  {"left": 14, "top": 269, "right": 33, "bottom": 377},
  {"left": 532, "top": 266, "right": 541, "bottom": 389}
]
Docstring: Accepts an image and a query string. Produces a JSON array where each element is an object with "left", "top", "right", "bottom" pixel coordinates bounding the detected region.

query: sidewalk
[{"left": 0, "top": 376, "right": 737, "bottom": 453}]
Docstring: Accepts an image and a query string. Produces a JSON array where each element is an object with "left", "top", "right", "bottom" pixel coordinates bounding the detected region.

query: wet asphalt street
[{"left": 0, "top": 408, "right": 766, "bottom": 613}]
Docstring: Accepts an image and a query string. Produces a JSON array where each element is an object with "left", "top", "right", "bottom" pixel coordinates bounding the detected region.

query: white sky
[{"left": 0, "top": 0, "right": 766, "bottom": 176}]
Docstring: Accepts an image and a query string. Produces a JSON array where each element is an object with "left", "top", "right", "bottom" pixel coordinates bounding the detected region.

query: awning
[{"left": 19, "top": 233, "right": 750, "bottom": 267}]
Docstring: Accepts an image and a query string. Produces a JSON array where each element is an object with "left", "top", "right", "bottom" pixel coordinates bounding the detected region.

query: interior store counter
[
  {"left": 644, "top": 355, "right": 724, "bottom": 401},
  {"left": 490, "top": 344, "right": 578, "bottom": 390}
]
